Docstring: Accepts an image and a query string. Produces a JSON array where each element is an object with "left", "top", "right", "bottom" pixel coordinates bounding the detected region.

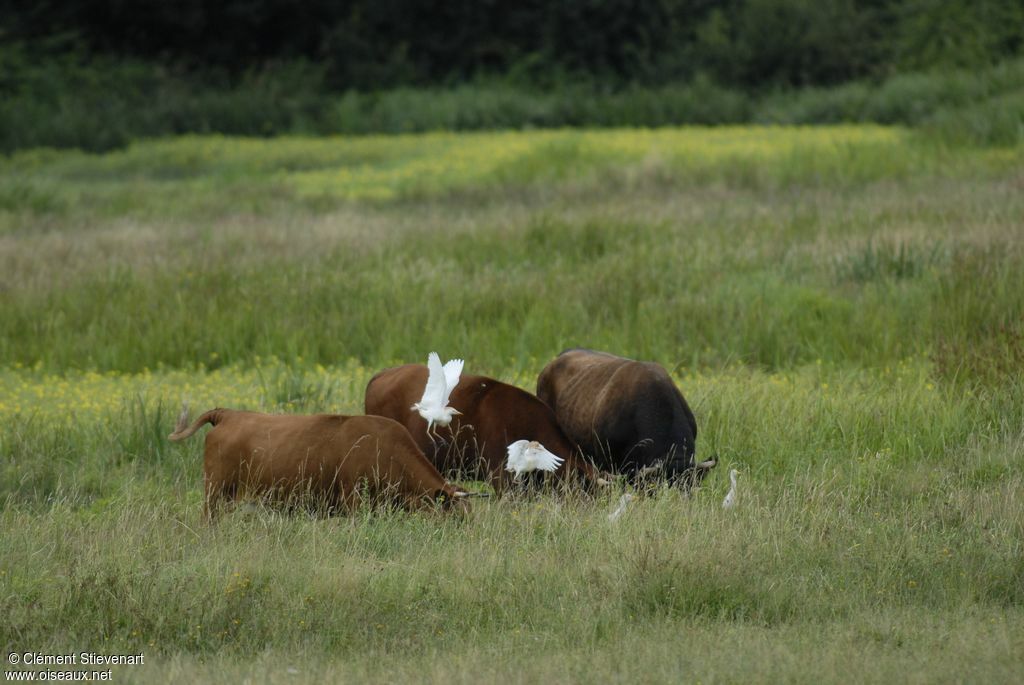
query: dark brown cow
[
  {"left": 364, "top": 365, "right": 605, "bottom": 493},
  {"left": 537, "top": 348, "right": 717, "bottom": 487},
  {"left": 168, "top": 407, "right": 473, "bottom": 519}
]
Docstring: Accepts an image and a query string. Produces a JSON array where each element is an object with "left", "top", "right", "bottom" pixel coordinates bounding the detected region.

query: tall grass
[
  {"left": 3, "top": 452, "right": 1022, "bottom": 681},
  {"left": 1, "top": 128, "right": 1021, "bottom": 379},
  {"left": 1, "top": 126, "right": 1022, "bottom": 683}
]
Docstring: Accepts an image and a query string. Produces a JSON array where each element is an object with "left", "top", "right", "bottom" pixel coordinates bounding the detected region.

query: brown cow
[
  {"left": 364, "top": 365, "right": 605, "bottom": 494},
  {"left": 537, "top": 348, "right": 717, "bottom": 487},
  {"left": 168, "top": 406, "right": 473, "bottom": 520}
]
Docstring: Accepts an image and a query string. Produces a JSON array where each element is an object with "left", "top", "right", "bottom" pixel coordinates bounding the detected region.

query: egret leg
[
  {"left": 425, "top": 422, "right": 440, "bottom": 452},
  {"left": 434, "top": 423, "right": 449, "bottom": 449}
]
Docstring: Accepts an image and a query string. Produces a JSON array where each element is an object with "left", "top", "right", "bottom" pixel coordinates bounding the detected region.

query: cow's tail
[{"left": 168, "top": 402, "right": 224, "bottom": 441}]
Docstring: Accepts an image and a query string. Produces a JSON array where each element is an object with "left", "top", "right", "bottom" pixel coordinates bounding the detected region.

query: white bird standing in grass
[
  {"left": 411, "top": 352, "right": 464, "bottom": 443},
  {"left": 722, "top": 469, "right": 739, "bottom": 509},
  {"left": 505, "top": 440, "right": 564, "bottom": 479},
  {"left": 607, "top": 493, "right": 634, "bottom": 522}
]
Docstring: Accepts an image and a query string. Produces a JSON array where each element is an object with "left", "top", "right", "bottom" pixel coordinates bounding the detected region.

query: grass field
[{"left": 1, "top": 126, "right": 1022, "bottom": 683}]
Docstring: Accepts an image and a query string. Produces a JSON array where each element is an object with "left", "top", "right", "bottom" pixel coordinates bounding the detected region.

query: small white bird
[
  {"left": 607, "top": 493, "right": 634, "bottom": 522},
  {"left": 505, "top": 440, "right": 564, "bottom": 479},
  {"left": 722, "top": 469, "right": 739, "bottom": 509},
  {"left": 411, "top": 352, "right": 464, "bottom": 443}
]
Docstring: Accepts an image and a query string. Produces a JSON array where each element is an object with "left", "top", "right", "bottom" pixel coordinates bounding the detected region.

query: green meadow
[{"left": 1, "top": 127, "right": 1022, "bottom": 683}]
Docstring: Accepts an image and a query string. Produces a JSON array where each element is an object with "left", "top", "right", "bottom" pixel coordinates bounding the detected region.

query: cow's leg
[
  {"left": 202, "top": 450, "right": 240, "bottom": 523},
  {"left": 203, "top": 476, "right": 234, "bottom": 523},
  {"left": 488, "top": 470, "right": 508, "bottom": 497},
  {"left": 480, "top": 444, "right": 510, "bottom": 497}
]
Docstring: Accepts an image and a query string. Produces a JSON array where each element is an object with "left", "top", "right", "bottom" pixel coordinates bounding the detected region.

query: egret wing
[
  {"left": 529, "top": 443, "right": 564, "bottom": 472},
  {"left": 441, "top": 358, "right": 464, "bottom": 404},
  {"left": 419, "top": 352, "right": 447, "bottom": 407}
]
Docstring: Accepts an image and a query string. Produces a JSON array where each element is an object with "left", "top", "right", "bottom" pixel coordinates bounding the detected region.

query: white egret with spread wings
[
  {"left": 505, "top": 439, "right": 564, "bottom": 480},
  {"left": 411, "top": 352, "right": 464, "bottom": 443}
]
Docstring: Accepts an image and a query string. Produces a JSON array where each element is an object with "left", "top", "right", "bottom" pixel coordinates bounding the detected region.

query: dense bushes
[
  {"left": 2, "top": 53, "right": 1022, "bottom": 153},
  {"left": 0, "top": 48, "right": 330, "bottom": 152}
]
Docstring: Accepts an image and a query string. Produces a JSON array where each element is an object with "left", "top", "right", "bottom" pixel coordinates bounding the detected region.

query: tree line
[{"left": 7, "top": 0, "right": 1023, "bottom": 90}]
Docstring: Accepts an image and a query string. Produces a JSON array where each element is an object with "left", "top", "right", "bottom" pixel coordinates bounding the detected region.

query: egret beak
[
  {"left": 451, "top": 409, "right": 463, "bottom": 416},
  {"left": 454, "top": 490, "right": 490, "bottom": 499}
]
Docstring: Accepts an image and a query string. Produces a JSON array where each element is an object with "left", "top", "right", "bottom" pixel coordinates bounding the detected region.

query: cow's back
[
  {"left": 536, "top": 349, "right": 633, "bottom": 454},
  {"left": 204, "top": 411, "right": 386, "bottom": 485},
  {"left": 537, "top": 349, "right": 697, "bottom": 472}
]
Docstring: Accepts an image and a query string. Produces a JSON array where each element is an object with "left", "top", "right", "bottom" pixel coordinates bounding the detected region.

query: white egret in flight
[
  {"left": 505, "top": 440, "right": 564, "bottom": 480},
  {"left": 607, "top": 493, "right": 634, "bottom": 522},
  {"left": 411, "top": 352, "right": 464, "bottom": 443},
  {"left": 722, "top": 469, "right": 739, "bottom": 509}
]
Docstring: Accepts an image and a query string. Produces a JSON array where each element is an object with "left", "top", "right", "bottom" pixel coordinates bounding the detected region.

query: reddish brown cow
[
  {"left": 364, "top": 365, "right": 605, "bottom": 494},
  {"left": 168, "top": 407, "right": 472, "bottom": 520}
]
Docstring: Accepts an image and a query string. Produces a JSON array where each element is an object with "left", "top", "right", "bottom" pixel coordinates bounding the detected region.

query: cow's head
[
  {"left": 635, "top": 448, "right": 716, "bottom": 490},
  {"left": 436, "top": 487, "right": 489, "bottom": 514},
  {"left": 670, "top": 455, "right": 718, "bottom": 490}
]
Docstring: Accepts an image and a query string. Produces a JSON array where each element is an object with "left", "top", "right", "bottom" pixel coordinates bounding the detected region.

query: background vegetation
[
  {"left": 2, "top": 0, "right": 1023, "bottom": 152},
  {"left": 2, "top": 127, "right": 1022, "bottom": 682},
  {"left": 10, "top": 0, "right": 1024, "bottom": 87}
]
